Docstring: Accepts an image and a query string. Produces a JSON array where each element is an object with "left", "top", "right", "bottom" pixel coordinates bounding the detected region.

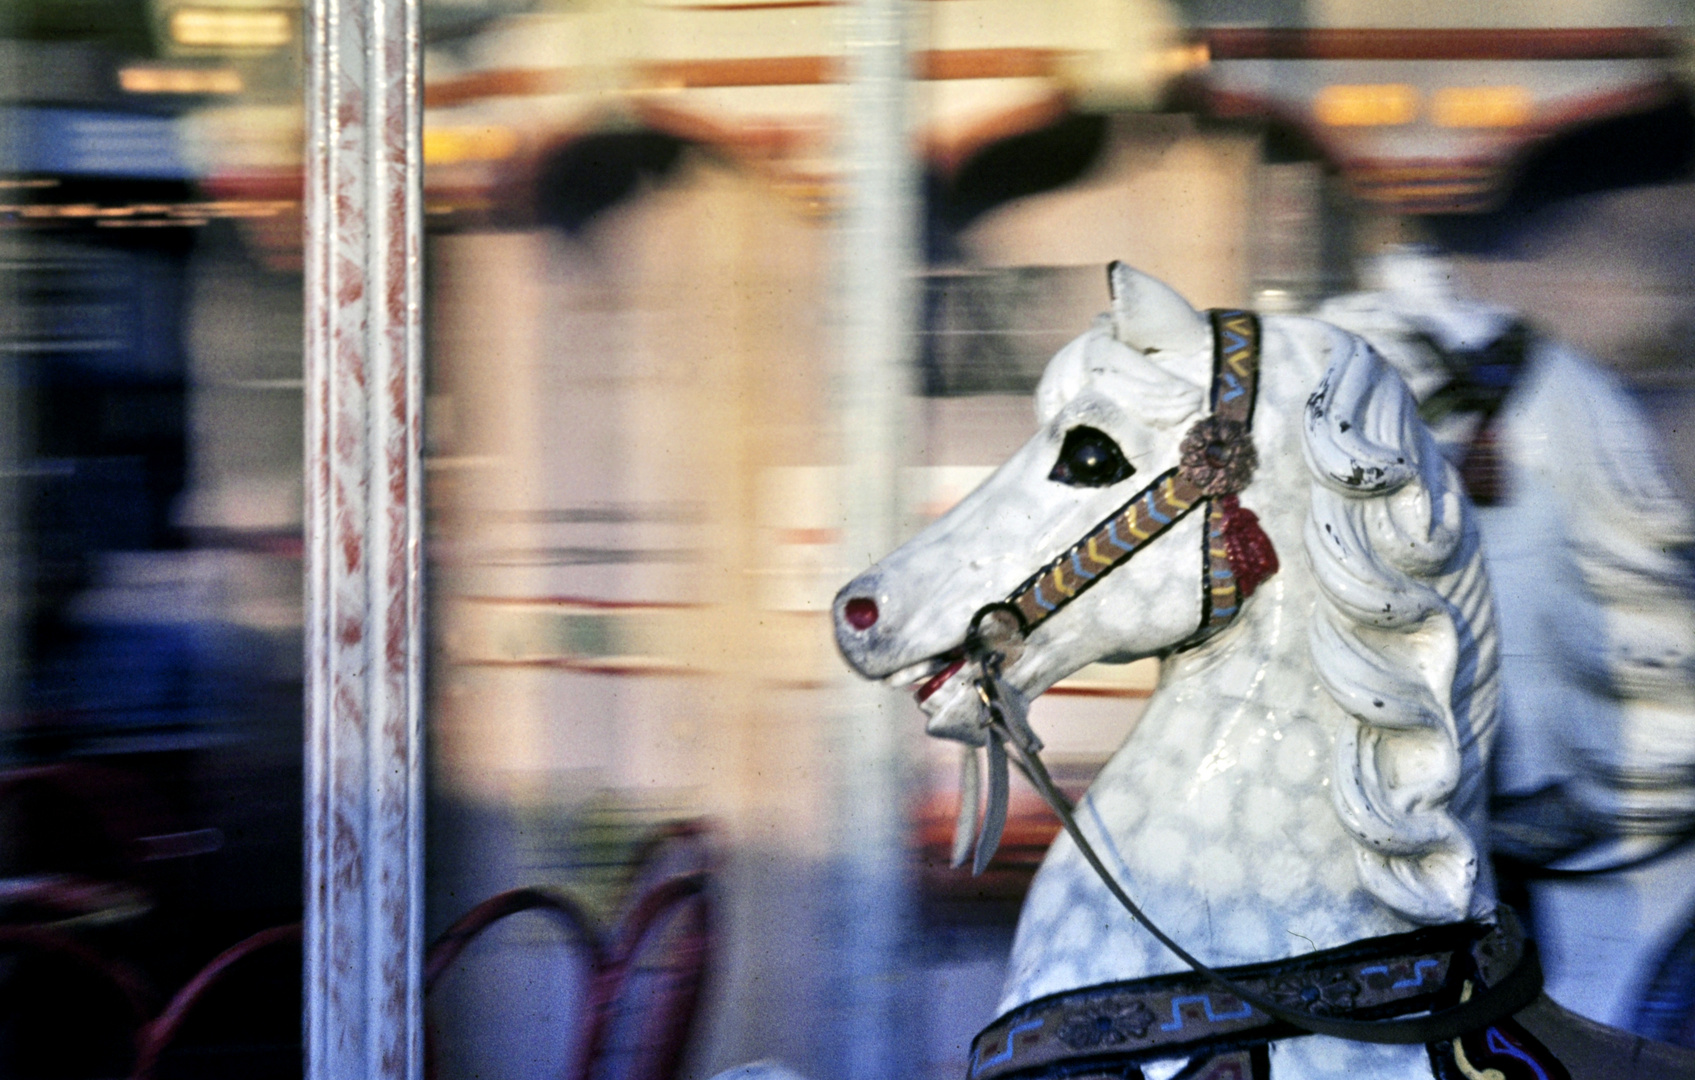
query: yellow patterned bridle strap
[{"left": 1003, "top": 309, "right": 1261, "bottom": 635}]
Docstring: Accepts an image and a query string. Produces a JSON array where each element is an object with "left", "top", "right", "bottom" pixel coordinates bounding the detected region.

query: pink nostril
[{"left": 844, "top": 597, "right": 879, "bottom": 631}]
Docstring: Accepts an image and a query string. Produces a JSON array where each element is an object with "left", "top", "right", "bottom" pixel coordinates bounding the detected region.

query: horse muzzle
[
  {"left": 832, "top": 569, "right": 909, "bottom": 679},
  {"left": 833, "top": 566, "right": 979, "bottom": 683}
]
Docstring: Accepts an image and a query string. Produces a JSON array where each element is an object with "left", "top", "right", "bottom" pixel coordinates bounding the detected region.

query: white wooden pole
[
  {"left": 303, "top": 0, "right": 426, "bottom": 1073},
  {"left": 836, "top": 1, "right": 919, "bottom": 1077}
]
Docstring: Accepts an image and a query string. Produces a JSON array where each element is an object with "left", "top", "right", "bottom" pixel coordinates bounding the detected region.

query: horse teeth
[{"left": 888, "top": 658, "right": 942, "bottom": 688}]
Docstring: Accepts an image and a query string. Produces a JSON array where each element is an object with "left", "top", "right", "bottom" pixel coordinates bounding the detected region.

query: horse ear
[{"left": 1107, "top": 262, "right": 1210, "bottom": 359}]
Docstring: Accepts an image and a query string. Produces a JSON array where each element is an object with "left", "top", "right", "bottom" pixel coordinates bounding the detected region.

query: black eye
[{"left": 1049, "top": 426, "right": 1136, "bottom": 487}]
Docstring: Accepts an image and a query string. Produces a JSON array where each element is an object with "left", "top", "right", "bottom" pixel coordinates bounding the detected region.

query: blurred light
[
  {"left": 0, "top": 178, "right": 58, "bottom": 189},
  {"left": 423, "top": 126, "right": 520, "bottom": 165},
  {"left": 1154, "top": 42, "right": 1210, "bottom": 76},
  {"left": 97, "top": 217, "right": 208, "bottom": 227},
  {"left": 4, "top": 200, "right": 294, "bottom": 226},
  {"left": 1432, "top": 86, "right": 1533, "bottom": 128},
  {"left": 1314, "top": 84, "right": 1418, "bottom": 127},
  {"left": 189, "top": 198, "right": 293, "bottom": 218},
  {"left": 28, "top": 203, "right": 102, "bottom": 218},
  {"left": 170, "top": 7, "right": 293, "bottom": 49},
  {"left": 120, "top": 65, "right": 245, "bottom": 95}
]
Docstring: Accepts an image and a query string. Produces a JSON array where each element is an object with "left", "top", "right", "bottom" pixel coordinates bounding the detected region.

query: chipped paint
[{"left": 304, "top": 0, "right": 425, "bottom": 1077}]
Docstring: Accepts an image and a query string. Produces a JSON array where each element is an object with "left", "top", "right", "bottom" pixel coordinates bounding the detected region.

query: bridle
[
  {"left": 953, "top": 309, "right": 1542, "bottom": 1049},
  {"left": 978, "top": 309, "right": 1267, "bottom": 654}
]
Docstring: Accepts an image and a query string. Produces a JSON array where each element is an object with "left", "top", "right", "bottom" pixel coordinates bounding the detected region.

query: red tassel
[{"left": 1217, "top": 495, "right": 1279, "bottom": 599}]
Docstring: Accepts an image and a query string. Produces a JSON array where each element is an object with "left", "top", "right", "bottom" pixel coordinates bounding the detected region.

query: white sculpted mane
[
  {"left": 1311, "top": 248, "right": 1695, "bottom": 1030},
  {"left": 1318, "top": 251, "right": 1695, "bottom": 842},
  {"left": 1302, "top": 332, "right": 1499, "bottom": 923}
]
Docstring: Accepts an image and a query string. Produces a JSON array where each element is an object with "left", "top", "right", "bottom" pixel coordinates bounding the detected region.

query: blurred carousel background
[{"left": 2, "top": 1, "right": 1694, "bottom": 1077}]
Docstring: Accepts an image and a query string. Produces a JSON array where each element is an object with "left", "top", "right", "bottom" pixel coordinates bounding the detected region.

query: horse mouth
[{"left": 892, "top": 649, "right": 966, "bottom": 704}]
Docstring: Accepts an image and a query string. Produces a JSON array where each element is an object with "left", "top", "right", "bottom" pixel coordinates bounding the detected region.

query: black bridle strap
[
  {"left": 999, "top": 311, "right": 1261, "bottom": 642},
  {"left": 984, "top": 709, "right": 1543, "bottom": 1045}
]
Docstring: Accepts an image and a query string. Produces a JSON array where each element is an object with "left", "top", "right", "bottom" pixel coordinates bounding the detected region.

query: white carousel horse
[
  {"left": 834, "top": 264, "right": 1512, "bottom": 1080},
  {"left": 1316, "top": 250, "right": 1695, "bottom": 1041}
]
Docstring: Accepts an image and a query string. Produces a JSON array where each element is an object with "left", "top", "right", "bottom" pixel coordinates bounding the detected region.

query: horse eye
[{"left": 1049, "top": 426, "right": 1135, "bottom": 487}]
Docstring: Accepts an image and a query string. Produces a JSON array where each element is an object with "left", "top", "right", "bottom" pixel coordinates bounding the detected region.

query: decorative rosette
[
  {"left": 1268, "top": 972, "right": 1362, "bottom": 1018},
  {"left": 1178, "top": 416, "right": 1257, "bottom": 496},
  {"left": 1055, "top": 995, "right": 1156, "bottom": 1049}
]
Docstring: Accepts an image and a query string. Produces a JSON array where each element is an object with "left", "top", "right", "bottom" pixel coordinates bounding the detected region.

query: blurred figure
[
  {"left": 1, "top": 1, "right": 305, "bottom": 1075},
  {"left": 419, "top": 4, "right": 1695, "bottom": 1077}
]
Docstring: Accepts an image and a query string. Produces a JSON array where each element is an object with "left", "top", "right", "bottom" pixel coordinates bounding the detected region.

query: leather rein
[{"left": 954, "top": 310, "right": 1542, "bottom": 1048}]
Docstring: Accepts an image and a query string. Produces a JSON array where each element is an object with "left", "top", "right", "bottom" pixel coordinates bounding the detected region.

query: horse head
[
  {"left": 834, "top": 264, "right": 1282, "bottom": 743},
  {"left": 834, "top": 266, "right": 1503, "bottom": 1029}
]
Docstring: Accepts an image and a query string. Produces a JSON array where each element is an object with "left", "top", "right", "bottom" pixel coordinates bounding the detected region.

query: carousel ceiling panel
[
  {"left": 1195, "top": 26, "right": 1688, "bottom": 213},
  {"left": 415, "top": 0, "right": 1188, "bottom": 187}
]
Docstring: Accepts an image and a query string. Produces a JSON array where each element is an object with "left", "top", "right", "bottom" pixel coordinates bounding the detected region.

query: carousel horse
[
  {"left": 831, "top": 264, "right": 1693, "bottom": 1080},
  {"left": 1316, "top": 250, "right": 1695, "bottom": 1043}
]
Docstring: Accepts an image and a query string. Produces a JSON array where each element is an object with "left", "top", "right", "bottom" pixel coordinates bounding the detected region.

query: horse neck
[
  {"left": 1111, "top": 556, "right": 1349, "bottom": 817},
  {"left": 1076, "top": 558, "right": 1417, "bottom": 951},
  {"left": 1144, "top": 560, "right": 1331, "bottom": 773},
  {"left": 1000, "top": 563, "right": 1419, "bottom": 1015},
  {"left": 1144, "top": 360, "right": 1330, "bottom": 755}
]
